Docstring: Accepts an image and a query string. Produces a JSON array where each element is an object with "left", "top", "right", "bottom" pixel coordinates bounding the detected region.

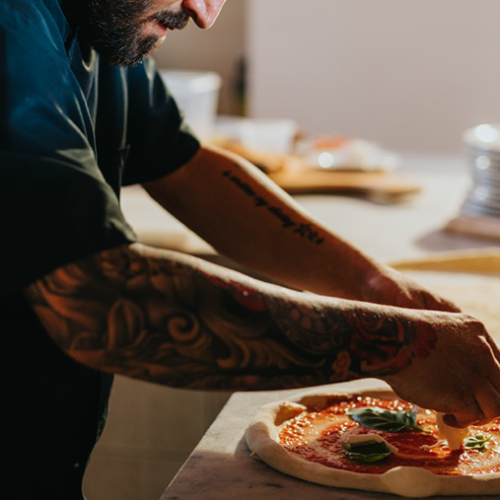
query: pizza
[{"left": 245, "top": 386, "right": 500, "bottom": 497}]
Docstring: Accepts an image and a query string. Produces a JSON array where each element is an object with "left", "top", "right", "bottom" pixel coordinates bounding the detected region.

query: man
[{"left": 2, "top": 0, "right": 500, "bottom": 498}]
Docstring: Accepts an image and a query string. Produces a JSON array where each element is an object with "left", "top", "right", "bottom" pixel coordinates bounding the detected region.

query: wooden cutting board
[
  {"left": 268, "top": 161, "right": 421, "bottom": 203},
  {"left": 390, "top": 248, "right": 500, "bottom": 274},
  {"left": 218, "top": 141, "right": 421, "bottom": 203}
]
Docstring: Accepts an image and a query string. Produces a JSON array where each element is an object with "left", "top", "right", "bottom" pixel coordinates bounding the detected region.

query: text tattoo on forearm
[{"left": 222, "top": 169, "right": 325, "bottom": 245}]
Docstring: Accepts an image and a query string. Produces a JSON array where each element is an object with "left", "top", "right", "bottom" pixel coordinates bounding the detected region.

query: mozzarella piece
[
  {"left": 436, "top": 413, "right": 469, "bottom": 450},
  {"left": 341, "top": 433, "right": 399, "bottom": 454}
]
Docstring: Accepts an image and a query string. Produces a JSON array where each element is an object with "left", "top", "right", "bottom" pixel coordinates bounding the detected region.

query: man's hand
[
  {"left": 362, "top": 264, "right": 461, "bottom": 312},
  {"left": 383, "top": 310, "right": 500, "bottom": 428}
]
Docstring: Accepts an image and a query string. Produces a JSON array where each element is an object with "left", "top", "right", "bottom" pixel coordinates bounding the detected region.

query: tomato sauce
[{"left": 278, "top": 396, "right": 500, "bottom": 476}]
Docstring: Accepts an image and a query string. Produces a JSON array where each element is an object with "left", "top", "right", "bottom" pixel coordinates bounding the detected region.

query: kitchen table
[{"left": 122, "top": 153, "right": 497, "bottom": 500}]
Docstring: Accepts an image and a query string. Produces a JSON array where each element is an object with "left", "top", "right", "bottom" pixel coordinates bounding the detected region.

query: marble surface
[
  {"left": 147, "top": 154, "right": 499, "bottom": 499},
  {"left": 160, "top": 380, "right": 391, "bottom": 500},
  {"left": 160, "top": 380, "right": 490, "bottom": 500}
]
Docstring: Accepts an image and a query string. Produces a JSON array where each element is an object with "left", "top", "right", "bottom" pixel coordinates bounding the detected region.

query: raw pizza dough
[{"left": 246, "top": 254, "right": 500, "bottom": 497}]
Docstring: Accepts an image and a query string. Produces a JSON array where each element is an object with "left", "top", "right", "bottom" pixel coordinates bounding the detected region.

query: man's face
[{"left": 78, "top": 0, "right": 227, "bottom": 67}]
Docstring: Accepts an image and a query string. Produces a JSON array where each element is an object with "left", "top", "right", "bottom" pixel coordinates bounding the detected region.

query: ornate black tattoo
[{"left": 24, "top": 245, "right": 435, "bottom": 391}]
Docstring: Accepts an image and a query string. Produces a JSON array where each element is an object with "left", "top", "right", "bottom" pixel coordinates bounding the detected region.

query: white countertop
[
  {"left": 161, "top": 380, "right": 407, "bottom": 500},
  {"left": 123, "top": 154, "right": 497, "bottom": 500},
  {"left": 160, "top": 384, "right": 491, "bottom": 500}
]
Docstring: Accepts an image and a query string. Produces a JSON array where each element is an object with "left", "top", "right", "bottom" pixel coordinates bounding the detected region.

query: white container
[
  {"left": 239, "top": 118, "right": 298, "bottom": 154},
  {"left": 160, "top": 70, "right": 222, "bottom": 139}
]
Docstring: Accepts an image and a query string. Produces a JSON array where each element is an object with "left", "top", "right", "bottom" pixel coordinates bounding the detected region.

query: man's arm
[
  {"left": 142, "top": 144, "right": 457, "bottom": 311},
  {"left": 24, "top": 243, "right": 500, "bottom": 426}
]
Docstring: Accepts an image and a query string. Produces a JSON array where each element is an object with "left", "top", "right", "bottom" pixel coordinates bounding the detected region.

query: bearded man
[{"left": 3, "top": 1, "right": 500, "bottom": 498}]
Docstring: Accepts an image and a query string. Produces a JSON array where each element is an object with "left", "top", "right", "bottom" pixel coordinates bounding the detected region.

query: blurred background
[
  {"left": 155, "top": 0, "right": 500, "bottom": 153},
  {"left": 84, "top": 1, "right": 500, "bottom": 499}
]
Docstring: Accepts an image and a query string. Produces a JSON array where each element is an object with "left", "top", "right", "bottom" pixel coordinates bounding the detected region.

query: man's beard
[{"left": 74, "top": 0, "right": 190, "bottom": 67}]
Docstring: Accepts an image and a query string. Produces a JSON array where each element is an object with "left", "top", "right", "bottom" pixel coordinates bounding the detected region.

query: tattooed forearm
[
  {"left": 24, "top": 244, "right": 435, "bottom": 391},
  {"left": 222, "top": 168, "right": 325, "bottom": 245}
]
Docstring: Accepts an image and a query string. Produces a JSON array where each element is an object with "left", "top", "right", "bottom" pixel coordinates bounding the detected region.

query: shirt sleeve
[
  {"left": 0, "top": 152, "right": 137, "bottom": 298},
  {"left": 121, "top": 57, "right": 201, "bottom": 186},
  {"left": 0, "top": 2, "right": 138, "bottom": 298}
]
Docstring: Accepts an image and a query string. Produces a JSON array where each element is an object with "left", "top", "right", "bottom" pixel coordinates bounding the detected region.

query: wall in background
[
  {"left": 153, "top": 0, "right": 246, "bottom": 115},
  {"left": 247, "top": 0, "right": 500, "bottom": 153}
]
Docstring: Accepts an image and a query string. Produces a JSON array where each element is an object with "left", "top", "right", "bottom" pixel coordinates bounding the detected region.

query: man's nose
[{"left": 182, "top": 0, "right": 226, "bottom": 29}]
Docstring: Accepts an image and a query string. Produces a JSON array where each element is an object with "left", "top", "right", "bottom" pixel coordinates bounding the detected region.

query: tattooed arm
[
  {"left": 24, "top": 243, "right": 500, "bottom": 426},
  {"left": 143, "top": 144, "right": 457, "bottom": 311}
]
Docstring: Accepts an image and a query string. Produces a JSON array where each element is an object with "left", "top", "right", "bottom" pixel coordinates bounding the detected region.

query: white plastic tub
[{"left": 160, "top": 70, "right": 222, "bottom": 139}]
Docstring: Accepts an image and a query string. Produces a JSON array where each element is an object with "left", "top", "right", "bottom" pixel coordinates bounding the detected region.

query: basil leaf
[
  {"left": 341, "top": 440, "right": 392, "bottom": 463},
  {"left": 343, "top": 451, "right": 392, "bottom": 464},
  {"left": 347, "top": 407, "right": 427, "bottom": 433},
  {"left": 464, "top": 434, "right": 491, "bottom": 450}
]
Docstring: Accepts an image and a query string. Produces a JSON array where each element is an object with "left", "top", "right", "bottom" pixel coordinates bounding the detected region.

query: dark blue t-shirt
[{"left": 0, "top": 0, "right": 200, "bottom": 498}]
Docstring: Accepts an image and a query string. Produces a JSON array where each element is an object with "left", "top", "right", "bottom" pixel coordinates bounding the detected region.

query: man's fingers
[
  {"left": 471, "top": 382, "right": 500, "bottom": 426},
  {"left": 482, "top": 336, "right": 500, "bottom": 398},
  {"left": 443, "top": 398, "right": 484, "bottom": 428},
  {"left": 486, "top": 336, "right": 500, "bottom": 365},
  {"left": 420, "top": 291, "right": 461, "bottom": 313},
  {"left": 443, "top": 381, "right": 500, "bottom": 428},
  {"left": 486, "top": 359, "right": 500, "bottom": 397},
  {"left": 436, "top": 297, "right": 461, "bottom": 313},
  {"left": 442, "top": 414, "right": 467, "bottom": 428}
]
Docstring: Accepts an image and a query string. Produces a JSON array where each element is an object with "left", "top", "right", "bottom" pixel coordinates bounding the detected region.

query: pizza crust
[{"left": 245, "top": 385, "right": 500, "bottom": 497}]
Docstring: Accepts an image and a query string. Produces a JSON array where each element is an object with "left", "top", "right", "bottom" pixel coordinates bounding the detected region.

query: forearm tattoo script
[
  {"left": 222, "top": 168, "right": 325, "bottom": 245},
  {"left": 24, "top": 246, "right": 436, "bottom": 391}
]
